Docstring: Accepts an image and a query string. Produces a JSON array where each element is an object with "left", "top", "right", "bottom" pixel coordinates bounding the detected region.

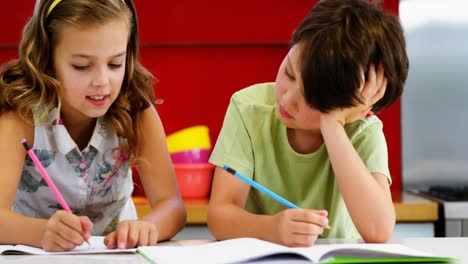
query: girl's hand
[
  {"left": 321, "top": 63, "right": 387, "bottom": 126},
  {"left": 272, "top": 209, "right": 329, "bottom": 247},
  {"left": 41, "top": 210, "right": 93, "bottom": 252},
  {"left": 104, "top": 220, "right": 158, "bottom": 249}
]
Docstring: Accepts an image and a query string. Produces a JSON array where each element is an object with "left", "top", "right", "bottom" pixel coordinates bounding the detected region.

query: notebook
[
  {"left": 0, "top": 236, "right": 136, "bottom": 255},
  {"left": 137, "top": 237, "right": 456, "bottom": 264}
]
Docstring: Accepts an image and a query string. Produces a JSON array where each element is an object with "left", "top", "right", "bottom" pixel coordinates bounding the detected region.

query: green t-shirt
[{"left": 209, "top": 82, "right": 391, "bottom": 239}]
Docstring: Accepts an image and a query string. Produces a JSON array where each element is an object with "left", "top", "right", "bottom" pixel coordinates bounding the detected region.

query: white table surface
[{"left": 1, "top": 237, "right": 466, "bottom": 264}]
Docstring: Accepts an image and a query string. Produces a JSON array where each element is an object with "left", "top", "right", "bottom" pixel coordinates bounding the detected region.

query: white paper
[
  {"left": 137, "top": 237, "right": 448, "bottom": 264},
  {"left": 0, "top": 236, "right": 136, "bottom": 255}
]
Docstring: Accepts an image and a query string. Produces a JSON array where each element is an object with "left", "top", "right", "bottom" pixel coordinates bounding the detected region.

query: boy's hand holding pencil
[
  {"left": 223, "top": 165, "right": 330, "bottom": 247},
  {"left": 272, "top": 208, "right": 331, "bottom": 247}
]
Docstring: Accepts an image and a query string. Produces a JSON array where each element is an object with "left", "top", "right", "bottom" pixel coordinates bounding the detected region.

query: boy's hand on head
[
  {"left": 272, "top": 209, "right": 329, "bottom": 247},
  {"left": 321, "top": 63, "right": 387, "bottom": 126},
  {"left": 41, "top": 210, "right": 93, "bottom": 252},
  {"left": 104, "top": 220, "right": 158, "bottom": 249},
  {"left": 357, "top": 63, "right": 387, "bottom": 117}
]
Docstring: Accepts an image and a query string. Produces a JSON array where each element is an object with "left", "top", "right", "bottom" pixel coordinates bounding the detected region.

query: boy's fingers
[
  {"left": 291, "top": 210, "right": 329, "bottom": 228},
  {"left": 367, "top": 63, "right": 377, "bottom": 88},
  {"left": 360, "top": 63, "right": 377, "bottom": 100},
  {"left": 371, "top": 77, "right": 387, "bottom": 105},
  {"left": 374, "top": 64, "right": 385, "bottom": 90}
]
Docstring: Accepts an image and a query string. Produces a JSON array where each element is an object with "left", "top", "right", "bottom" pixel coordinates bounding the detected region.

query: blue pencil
[{"left": 223, "top": 165, "right": 300, "bottom": 209}]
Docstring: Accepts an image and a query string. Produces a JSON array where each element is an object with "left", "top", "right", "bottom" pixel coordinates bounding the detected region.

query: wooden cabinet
[{"left": 134, "top": 192, "right": 438, "bottom": 224}]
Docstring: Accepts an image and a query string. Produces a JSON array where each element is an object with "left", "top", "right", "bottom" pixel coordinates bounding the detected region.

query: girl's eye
[
  {"left": 72, "top": 65, "right": 89, "bottom": 71},
  {"left": 109, "top": 64, "right": 123, "bottom": 69}
]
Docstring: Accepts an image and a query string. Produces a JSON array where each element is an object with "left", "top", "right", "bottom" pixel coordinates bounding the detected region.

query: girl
[
  {"left": 208, "top": 0, "right": 408, "bottom": 246},
  {"left": 0, "top": 0, "right": 186, "bottom": 252}
]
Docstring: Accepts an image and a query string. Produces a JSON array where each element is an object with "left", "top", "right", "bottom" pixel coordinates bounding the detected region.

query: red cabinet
[{"left": 0, "top": 0, "right": 401, "bottom": 191}]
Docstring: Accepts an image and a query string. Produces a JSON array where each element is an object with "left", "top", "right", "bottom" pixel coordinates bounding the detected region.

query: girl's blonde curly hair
[{"left": 0, "top": 0, "right": 156, "bottom": 164}]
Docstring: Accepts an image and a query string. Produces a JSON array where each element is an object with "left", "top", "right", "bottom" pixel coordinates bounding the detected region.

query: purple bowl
[{"left": 170, "top": 149, "right": 211, "bottom": 164}]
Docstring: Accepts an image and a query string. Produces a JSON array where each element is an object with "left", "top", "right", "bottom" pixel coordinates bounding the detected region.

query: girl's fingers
[
  {"left": 138, "top": 227, "right": 149, "bottom": 247},
  {"left": 104, "top": 232, "right": 117, "bottom": 249},
  {"left": 47, "top": 232, "right": 76, "bottom": 251},
  {"left": 57, "top": 222, "right": 85, "bottom": 246},
  {"left": 80, "top": 216, "right": 93, "bottom": 240},
  {"left": 148, "top": 227, "right": 158, "bottom": 246},
  {"left": 116, "top": 221, "right": 130, "bottom": 249},
  {"left": 127, "top": 223, "right": 140, "bottom": 248}
]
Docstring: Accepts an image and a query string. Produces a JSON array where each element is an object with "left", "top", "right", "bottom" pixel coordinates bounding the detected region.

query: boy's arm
[
  {"left": 208, "top": 167, "right": 329, "bottom": 247},
  {"left": 207, "top": 166, "right": 277, "bottom": 241},
  {"left": 320, "top": 64, "right": 395, "bottom": 243},
  {"left": 321, "top": 118, "right": 395, "bottom": 243},
  {"left": 0, "top": 111, "right": 47, "bottom": 247}
]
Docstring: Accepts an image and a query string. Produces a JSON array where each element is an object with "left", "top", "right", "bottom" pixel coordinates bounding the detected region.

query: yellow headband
[{"left": 46, "top": 0, "right": 126, "bottom": 17}]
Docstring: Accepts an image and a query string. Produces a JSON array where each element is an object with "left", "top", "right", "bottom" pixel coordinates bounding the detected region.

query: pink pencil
[
  {"left": 21, "top": 138, "right": 72, "bottom": 212},
  {"left": 21, "top": 138, "right": 90, "bottom": 245}
]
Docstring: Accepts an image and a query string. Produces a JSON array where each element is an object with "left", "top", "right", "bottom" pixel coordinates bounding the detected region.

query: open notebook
[
  {"left": 0, "top": 236, "right": 136, "bottom": 255},
  {"left": 137, "top": 237, "right": 456, "bottom": 264}
]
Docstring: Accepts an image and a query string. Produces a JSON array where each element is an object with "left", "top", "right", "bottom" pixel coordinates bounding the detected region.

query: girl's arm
[
  {"left": 135, "top": 106, "right": 186, "bottom": 241},
  {"left": 320, "top": 64, "right": 395, "bottom": 243},
  {"left": 0, "top": 111, "right": 47, "bottom": 247}
]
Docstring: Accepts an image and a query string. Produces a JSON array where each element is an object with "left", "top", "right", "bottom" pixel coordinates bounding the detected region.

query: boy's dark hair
[{"left": 291, "top": 0, "right": 408, "bottom": 113}]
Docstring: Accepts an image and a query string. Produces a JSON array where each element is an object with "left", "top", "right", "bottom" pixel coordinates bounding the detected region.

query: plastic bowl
[
  {"left": 170, "top": 149, "right": 211, "bottom": 164},
  {"left": 174, "top": 163, "right": 214, "bottom": 198},
  {"left": 166, "top": 126, "right": 211, "bottom": 153}
]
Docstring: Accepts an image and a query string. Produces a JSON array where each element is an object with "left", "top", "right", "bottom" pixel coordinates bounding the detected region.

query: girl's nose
[{"left": 91, "top": 67, "right": 110, "bottom": 88}]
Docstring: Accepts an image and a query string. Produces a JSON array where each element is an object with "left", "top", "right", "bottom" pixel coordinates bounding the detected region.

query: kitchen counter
[
  {"left": 133, "top": 191, "right": 438, "bottom": 224},
  {"left": 392, "top": 191, "right": 438, "bottom": 222}
]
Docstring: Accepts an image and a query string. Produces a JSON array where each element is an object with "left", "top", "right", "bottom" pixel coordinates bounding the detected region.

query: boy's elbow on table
[{"left": 360, "top": 221, "right": 395, "bottom": 243}]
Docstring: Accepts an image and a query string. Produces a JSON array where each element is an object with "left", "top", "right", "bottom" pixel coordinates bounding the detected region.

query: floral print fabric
[{"left": 13, "top": 108, "right": 137, "bottom": 235}]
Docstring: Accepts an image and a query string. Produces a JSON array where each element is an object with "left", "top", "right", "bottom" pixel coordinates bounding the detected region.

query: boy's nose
[{"left": 282, "top": 91, "right": 299, "bottom": 113}]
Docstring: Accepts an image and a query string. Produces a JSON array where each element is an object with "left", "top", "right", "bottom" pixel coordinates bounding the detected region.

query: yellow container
[{"left": 166, "top": 125, "right": 211, "bottom": 153}]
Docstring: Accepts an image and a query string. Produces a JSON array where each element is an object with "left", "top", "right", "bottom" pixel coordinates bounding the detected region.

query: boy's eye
[
  {"left": 72, "top": 65, "right": 89, "bottom": 71},
  {"left": 109, "top": 64, "right": 123, "bottom": 69},
  {"left": 284, "top": 67, "right": 295, "bottom": 81}
]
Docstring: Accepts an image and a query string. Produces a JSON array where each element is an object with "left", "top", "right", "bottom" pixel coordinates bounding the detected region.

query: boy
[{"left": 208, "top": 0, "right": 408, "bottom": 246}]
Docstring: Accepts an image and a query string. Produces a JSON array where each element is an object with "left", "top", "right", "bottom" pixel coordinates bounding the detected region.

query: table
[{"left": 1, "top": 237, "right": 466, "bottom": 264}]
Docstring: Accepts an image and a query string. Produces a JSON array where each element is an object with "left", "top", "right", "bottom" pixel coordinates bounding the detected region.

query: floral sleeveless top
[{"left": 13, "top": 108, "right": 137, "bottom": 235}]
